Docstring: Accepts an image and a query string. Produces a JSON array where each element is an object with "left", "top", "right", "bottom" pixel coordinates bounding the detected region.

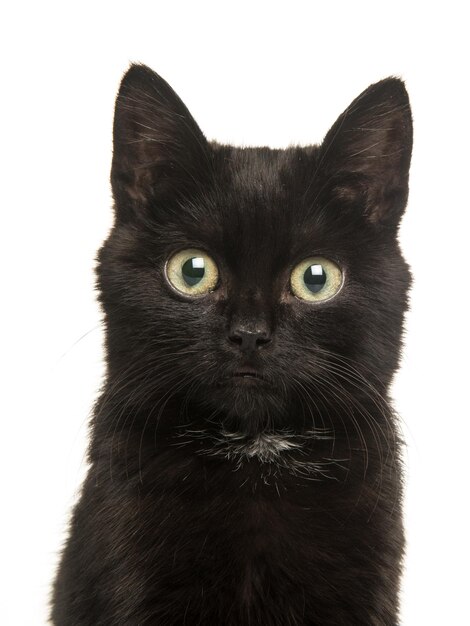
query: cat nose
[{"left": 228, "top": 325, "right": 272, "bottom": 353}]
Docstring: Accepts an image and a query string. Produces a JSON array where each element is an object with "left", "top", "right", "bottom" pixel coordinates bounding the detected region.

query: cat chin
[{"left": 196, "top": 383, "right": 293, "bottom": 434}]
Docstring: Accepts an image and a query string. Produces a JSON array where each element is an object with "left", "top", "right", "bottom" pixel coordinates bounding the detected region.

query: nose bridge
[
  {"left": 229, "top": 287, "right": 270, "bottom": 332},
  {"left": 227, "top": 287, "right": 273, "bottom": 353}
]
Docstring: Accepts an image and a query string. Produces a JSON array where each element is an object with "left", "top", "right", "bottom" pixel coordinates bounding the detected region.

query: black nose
[{"left": 228, "top": 326, "right": 271, "bottom": 353}]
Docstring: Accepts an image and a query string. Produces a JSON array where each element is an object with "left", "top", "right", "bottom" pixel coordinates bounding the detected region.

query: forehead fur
[{"left": 161, "top": 141, "right": 381, "bottom": 283}]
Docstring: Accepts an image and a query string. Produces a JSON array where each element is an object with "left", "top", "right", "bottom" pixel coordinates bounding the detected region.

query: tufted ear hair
[
  {"left": 318, "top": 77, "right": 413, "bottom": 229},
  {"left": 111, "top": 64, "right": 212, "bottom": 222}
]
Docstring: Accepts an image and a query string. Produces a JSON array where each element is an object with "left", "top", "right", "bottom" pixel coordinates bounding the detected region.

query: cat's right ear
[{"left": 111, "top": 64, "right": 211, "bottom": 222}]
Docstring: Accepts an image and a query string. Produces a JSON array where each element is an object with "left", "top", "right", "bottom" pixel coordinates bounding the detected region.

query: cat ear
[
  {"left": 318, "top": 77, "right": 413, "bottom": 229},
  {"left": 111, "top": 64, "right": 211, "bottom": 221}
]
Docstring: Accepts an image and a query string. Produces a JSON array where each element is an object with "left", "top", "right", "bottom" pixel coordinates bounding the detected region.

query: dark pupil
[
  {"left": 303, "top": 264, "right": 326, "bottom": 293},
  {"left": 182, "top": 257, "right": 205, "bottom": 286}
]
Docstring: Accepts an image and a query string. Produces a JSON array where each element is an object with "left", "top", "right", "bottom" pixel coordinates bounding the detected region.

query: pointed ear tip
[
  {"left": 372, "top": 76, "right": 411, "bottom": 104},
  {"left": 125, "top": 62, "right": 154, "bottom": 77},
  {"left": 117, "top": 63, "right": 161, "bottom": 94}
]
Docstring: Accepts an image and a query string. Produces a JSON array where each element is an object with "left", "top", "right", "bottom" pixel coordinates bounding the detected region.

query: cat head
[{"left": 97, "top": 64, "right": 412, "bottom": 435}]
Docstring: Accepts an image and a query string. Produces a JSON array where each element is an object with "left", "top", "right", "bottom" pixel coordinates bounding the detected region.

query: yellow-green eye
[
  {"left": 165, "top": 248, "right": 219, "bottom": 296},
  {"left": 290, "top": 256, "right": 343, "bottom": 302}
]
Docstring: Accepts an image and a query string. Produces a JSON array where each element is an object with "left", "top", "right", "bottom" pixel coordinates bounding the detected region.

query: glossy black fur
[{"left": 51, "top": 65, "right": 413, "bottom": 625}]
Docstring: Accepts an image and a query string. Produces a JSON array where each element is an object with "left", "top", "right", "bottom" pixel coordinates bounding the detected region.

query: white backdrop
[{"left": 2, "top": 2, "right": 469, "bottom": 624}]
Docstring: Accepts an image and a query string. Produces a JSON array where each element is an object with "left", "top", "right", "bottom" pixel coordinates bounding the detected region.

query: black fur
[{"left": 51, "top": 64, "right": 413, "bottom": 625}]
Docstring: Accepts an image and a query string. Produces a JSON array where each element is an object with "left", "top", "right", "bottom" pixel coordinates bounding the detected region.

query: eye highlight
[
  {"left": 165, "top": 248, "right": 219, "bottom": 297},
  {"left": 290, "top": 256, "right": 343, "bottom": 302}
]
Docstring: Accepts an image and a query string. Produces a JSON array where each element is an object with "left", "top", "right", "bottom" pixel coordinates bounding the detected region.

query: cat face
[{"left": 98, "top": 65, "right": 412, "bottom": 435}]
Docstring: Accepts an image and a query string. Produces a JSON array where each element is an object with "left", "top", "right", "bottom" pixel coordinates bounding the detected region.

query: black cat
[{"left": 51, "top": 64, "right": 412, "bottom": 625}]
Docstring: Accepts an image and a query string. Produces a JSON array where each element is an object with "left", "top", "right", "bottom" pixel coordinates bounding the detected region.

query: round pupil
[
  {"left": 303, "top": 264, "right": 326, "bottom": 293},
  {"left": 182, "top": 257, "right": 205, "bottom": 286}
]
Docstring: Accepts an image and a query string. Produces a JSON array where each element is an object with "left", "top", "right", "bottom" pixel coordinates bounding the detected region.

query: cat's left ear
[
  {"left": 111, "top": 64, "right": 211, "bottom": 222},
  {"left": 318, "top": 78, "right": 413, "bottom": 229}
]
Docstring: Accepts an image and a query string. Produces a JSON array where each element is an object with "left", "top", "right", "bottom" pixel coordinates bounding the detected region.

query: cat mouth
[
  {"left": 219, "top": 367, "right": 270, "bottom": 386},
  {"left": 234, "top": 371, "right": 264, "bottom": 381}
]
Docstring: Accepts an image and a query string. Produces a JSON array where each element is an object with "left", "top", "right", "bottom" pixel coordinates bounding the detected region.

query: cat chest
[{"left": 146, "top": 478, "right": 328, "bottom": 596}]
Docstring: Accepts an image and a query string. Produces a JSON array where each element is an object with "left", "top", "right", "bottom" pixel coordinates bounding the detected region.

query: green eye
[
  {"left": 290, "top": 256, "right": 343, "bottom": 302},
  {"left": 165, "top": 248, "right": 219, "bottom": 296}
]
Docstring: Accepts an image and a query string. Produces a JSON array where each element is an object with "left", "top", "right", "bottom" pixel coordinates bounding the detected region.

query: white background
[{"left": 2, "top": 2, "right": 469, "bottom": 624}]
